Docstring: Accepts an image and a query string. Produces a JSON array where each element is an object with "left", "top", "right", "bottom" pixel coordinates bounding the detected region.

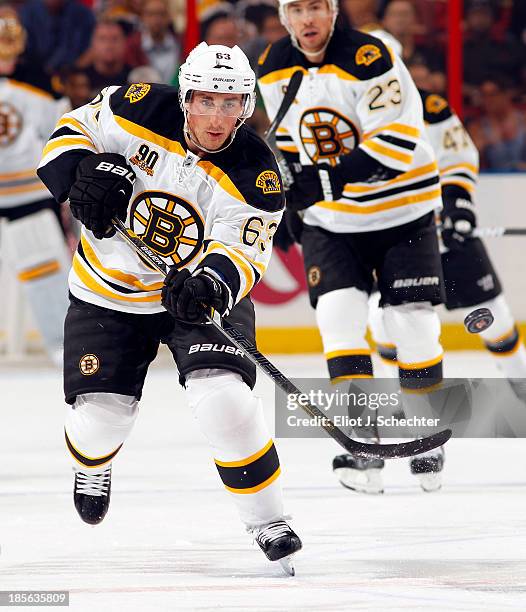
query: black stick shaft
[{"left": 112, "top": 218, "right": 451, "bottom": 459}]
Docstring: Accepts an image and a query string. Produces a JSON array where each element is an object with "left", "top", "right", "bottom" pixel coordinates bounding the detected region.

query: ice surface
[{"left": 1, "top": 352, "right": 525, "bottom": 611}]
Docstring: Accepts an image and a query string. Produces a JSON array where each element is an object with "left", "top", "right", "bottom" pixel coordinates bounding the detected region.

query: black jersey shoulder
[
  {"left": 109, "top": 83, "right": 184, "bottom": 140},
  {"left": 210, "top": 125, "right": 285, "bottom": 213},
  {"left": 257, "top": 36, "right": 302, "bottom": 80},
  {"left": 325, "top": 28, "right": 394, "bottom": 81},
  {"left": 419, "top": 89, "right": 453, "bottom": 124}
]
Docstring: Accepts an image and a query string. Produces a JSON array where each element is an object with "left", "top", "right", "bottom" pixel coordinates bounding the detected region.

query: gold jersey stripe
[
  {"left": 363, "top": 122, "right": 421, "bottom": 141},
  {"left": 224, "top": 466, "right": 281, "bottom": 494},
  {"left": 203, "top": 241, "right": 256, "bottom": 298},
  {"left": 0, "top": 168, "right": 38, "bottom": 180},
  {"left": 114, "top": 114, "right": 186, "bottom": 155},
  {"left": 0, "top": 182, "right": 47, "bottom": 196},
  {"left": 197, "top": 160, "right": 246, "bottom": 204},
  {"left": 278, "top": 145, "right": 299, "bottom": 153},
  {"left": 81, "top": 235, "right": 164, "bottom": 291},
  {"left": 231, "top": 246, "right": 266, "bottom": 276},
  {"left": 362, "top": 140, "right": 413, "bottom": 164},
  {"left": 440, "top": 162, "right": 478, "bottom": 175},
  {"left": 325, "top": 348, "right": 372, "bottom": 359},
  {"left": 259, "top": 66, "right": 307, "bottom": 84},
  {"left": 42, "top": 136, "right": 97, "bottom": 157},
  {"left": 8, "top": 79, "right": 53, "bottom": 99},
  {"left": 215, "top": 439, "right": 274, "bottom": 468},
  {"left": 318, "top": 64, "right": 359, "bottom": 81},
  {"left": 73, "top": 254, "right": 161, "bottom": 302},
  {"left": 343, "top": 162, "right": 438, "bottom": 194},
  {"left": 398, "top": 352, "right": 443, "bottom": 370},
  {"left": 440, "top": 178, "right": 475, "bottom": 193},
  {"left": 276, "top": 127, "right": 289, "bottom": 135},
  {"left": 318, "top": 187, "right": 441, "bottom": 214},
  {"left": 18, "top": 260, "right": 60, "bottom": 282},
  {"left": 56, "top": 116, "right": 94, "bottom": 140}
]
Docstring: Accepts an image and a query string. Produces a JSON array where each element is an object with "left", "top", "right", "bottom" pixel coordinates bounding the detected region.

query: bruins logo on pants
[
  {"left": 130, "top": 190, "right": 204, "bottom": 268},
  {"left": 300, "top": 108, "right": 358, "bottom": 167}
]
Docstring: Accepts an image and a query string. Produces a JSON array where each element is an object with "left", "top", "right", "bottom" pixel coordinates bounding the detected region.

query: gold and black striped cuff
[
  {"left": 399, "top": 354, "right": 443, "bottom": 391},
  {"left": 65, "top": 430, "right": 122, "bottom": 468},
  {"left": 214, "top": 439, "right": 280, "bottom": 494},
  {"left": 485, "top": 327, "right": 521, "bottom": 356},
  {"left": 326, "top": 349, "right": 373, "bottom": 382}
]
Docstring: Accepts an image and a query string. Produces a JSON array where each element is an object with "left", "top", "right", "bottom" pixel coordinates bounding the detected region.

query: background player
[
  {"left": 258, "top": 0, "right": 446, "bottom": 492},
  {"left": 0, "top": 8, "right": 69, "bottom": 365},
  {"left": 37, "top": 43, "right": 301, "bottom": 574}
]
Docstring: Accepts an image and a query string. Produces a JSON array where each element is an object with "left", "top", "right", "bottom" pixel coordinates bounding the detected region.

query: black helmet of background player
[
  {"left": 0, "top": 8, "right": 26, "bottom": 67},
  {"left": 278, "top": 0, "right": 338, "bottom": 60},
  {"left": 178, "top": 42, "right": 256, "bottom": 154}
]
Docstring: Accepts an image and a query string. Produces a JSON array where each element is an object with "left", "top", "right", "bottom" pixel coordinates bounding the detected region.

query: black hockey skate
[
  {"left": 251, "top": 520, "right": 302, "bottom": 575},
  {"left": 410, "top": 447, "right": 444, "bottom": 492},
  {"left": 73, "top": 466, "right": 112, "bottom": 525},
  {"left": 333, "top": 454, "right": 385, "bottom": 494}
]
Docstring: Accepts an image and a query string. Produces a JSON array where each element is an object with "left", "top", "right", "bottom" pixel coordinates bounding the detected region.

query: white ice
[{"left": 1, "top": 351, "right": 525, "bottom": 611}]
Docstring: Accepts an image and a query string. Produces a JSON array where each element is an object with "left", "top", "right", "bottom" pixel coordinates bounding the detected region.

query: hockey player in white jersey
[
  {"left": 37, "top": 42, "right": 301, "bottom": 574},
  {"left": 0, "top": 9, "right": 69, "bottom": 365},
  {"left": 258, "top": 0, "right": 446, "bottom": 492},
  {"left": 370, "top": 88, "right": 526, "bottom": 422}
]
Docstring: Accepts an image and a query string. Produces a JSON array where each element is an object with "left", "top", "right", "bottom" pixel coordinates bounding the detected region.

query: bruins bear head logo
[
  {"left": 355, "top": 44, "right": 382, "bottom": 67},
  {"left": 256, "top": 170, "right": 281, "bottom": 194}
]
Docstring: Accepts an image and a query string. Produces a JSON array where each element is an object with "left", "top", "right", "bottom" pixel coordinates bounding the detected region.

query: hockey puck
[{"left": 464, "top": 308, "right": 494, "bottom": 334}]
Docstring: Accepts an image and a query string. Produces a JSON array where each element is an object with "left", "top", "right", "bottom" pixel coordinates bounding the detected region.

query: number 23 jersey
[
  {"left": 258, "top": 28, "right": 441, "bottom": 233},
  {"left": 37, "top": 83, "right": 284, "bottom": 314}
]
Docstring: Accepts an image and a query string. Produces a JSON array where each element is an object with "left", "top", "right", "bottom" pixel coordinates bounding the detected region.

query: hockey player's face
[
  {"left": 186, "top": 91, "right": 244, "bottom": 151},
  {"left": 286, "top": 0, "right": 334, "bottom": 54}
]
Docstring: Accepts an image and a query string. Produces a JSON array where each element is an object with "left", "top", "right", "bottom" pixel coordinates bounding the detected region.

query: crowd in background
[{"left": 3, "top": 0, "right": 526, "bottom": 171}]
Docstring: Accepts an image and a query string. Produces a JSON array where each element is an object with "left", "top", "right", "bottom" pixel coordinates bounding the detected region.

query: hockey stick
[
  {"left": 263, "top": 70, "right": 304, "bottom": 189},
  {"left": 111, "top": 218, "right": 451, "bottom": 459},
  {"left": 470, "top": 226, "right": 526, "bottom": 238}
]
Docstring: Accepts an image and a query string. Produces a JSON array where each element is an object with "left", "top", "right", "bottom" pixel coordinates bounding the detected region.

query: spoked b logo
[{"left": 129, "top": 191, "right": 204, "bottom": 268}]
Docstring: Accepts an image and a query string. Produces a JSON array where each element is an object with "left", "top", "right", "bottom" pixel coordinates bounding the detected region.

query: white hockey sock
[
  {"left": 65, "top": 393, "right": 138, "bottom": 471},
  {"left": 185, "top": 369, "right": 284, "bottom": 528},
  {"left": 476, "top": 296, "right": 526, "bottom": 379}
]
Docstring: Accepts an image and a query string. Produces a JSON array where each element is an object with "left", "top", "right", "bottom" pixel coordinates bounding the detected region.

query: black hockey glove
[
  {"left": 69, "top": 153, "right": 136, "bottom": 240},
  {"left": 285, "top": 164, "right": 344, "bottom": 212},
  {"left": 272, "top": 209, "right": 304, "bottom": 252},
  {"left": 161, "top": 268, "right": 233, "bottom": 324},
  {"left": 440, "top": 191, "right": 477, "bottom": 251}
]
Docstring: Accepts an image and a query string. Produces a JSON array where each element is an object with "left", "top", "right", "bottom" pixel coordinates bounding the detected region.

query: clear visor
[{"left": 185, "top": 91, "right": 249, "bottom": 118}]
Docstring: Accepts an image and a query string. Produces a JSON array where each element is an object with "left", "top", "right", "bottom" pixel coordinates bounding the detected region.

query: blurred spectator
[
  {"left": 56, "top": 67, "right": 93, "bottom": 112},
  {"left": 510, "top": 0, "right": 526, "bottom": 45},
  {"left": 243, "top": 4, "right": 287, "bottom": 69},
  {"left": 339, "top": 0, "right": 382, "bottom": 31},
  {"left": 20, "top": 0, "right": 95, "bottom": 74},
  {"left": 382, "top": 0, "right": 445, "bottom": 72},
  {"left": 126, "top": 0, "right": 180, "bottom": 83},
  {"left": 83, "top": 19, "right": 133, "bottom": 93},
  {"left": 201, "top": 9, "right": 241, "bottom": 47},
  {"left": 463, "top": 0, "right": 526, "bottom": 89},
  {"left": 407, "top": 56, "right": 446, "bottom": 96},
  {"left": 0, "top": 5, "right": 58, "bottom": 94},
  {"left": 101, "top": 0, "right": 142, "bottom": 34},
  {"left": 468, "top": 76, "right": 526, "bottom": 172},
  {"left": 127, "top": 64, "right": 163, "bottom": 84}
]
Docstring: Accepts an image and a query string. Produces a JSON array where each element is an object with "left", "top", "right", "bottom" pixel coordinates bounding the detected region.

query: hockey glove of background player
[
  {"left": 273, "top": 209, "right": 304, "bottom": 252},
  {"left": 286, "top": 163, "right": 343, "bottom": 211},
  {"left": 162, "top": 268, "right": 233, "bottom": 324},
  {"left": 69, "top": 153, "right": 136, "bottom": 239},
  {"left": 440, "top": 185, "right": 477, "bottom": 250}
]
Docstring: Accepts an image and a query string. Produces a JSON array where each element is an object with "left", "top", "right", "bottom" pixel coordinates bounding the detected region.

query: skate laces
[
  {"left": 75, "top": 468, "right": 111, "bottom": 497},
  {"left": 254, "top": 521, "right": 291, "bottom": 546}
]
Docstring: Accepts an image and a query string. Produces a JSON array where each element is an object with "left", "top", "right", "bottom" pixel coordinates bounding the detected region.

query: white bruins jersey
[
  {"left": 258, "top": 28, "right": 441, "bottom": 233},
  {"left": 0, "top": 79, "right": 60, "bottom": 208},
  {"left": 37, "top": 83, "right": 284, "bottom": 314},
  {"left": 420, "top": 90, "right": 479, "bottom": 200}
]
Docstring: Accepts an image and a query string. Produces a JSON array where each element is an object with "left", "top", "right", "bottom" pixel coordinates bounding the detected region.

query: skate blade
[
  {"left": 335, "top": 467, "right": 384, "bottom": 495},
  {"left": 416, "top": 473, "right": 442, "bottom": 493},
  {"left": 278, "top": 555, "right": 295, "bottom": 576}
]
